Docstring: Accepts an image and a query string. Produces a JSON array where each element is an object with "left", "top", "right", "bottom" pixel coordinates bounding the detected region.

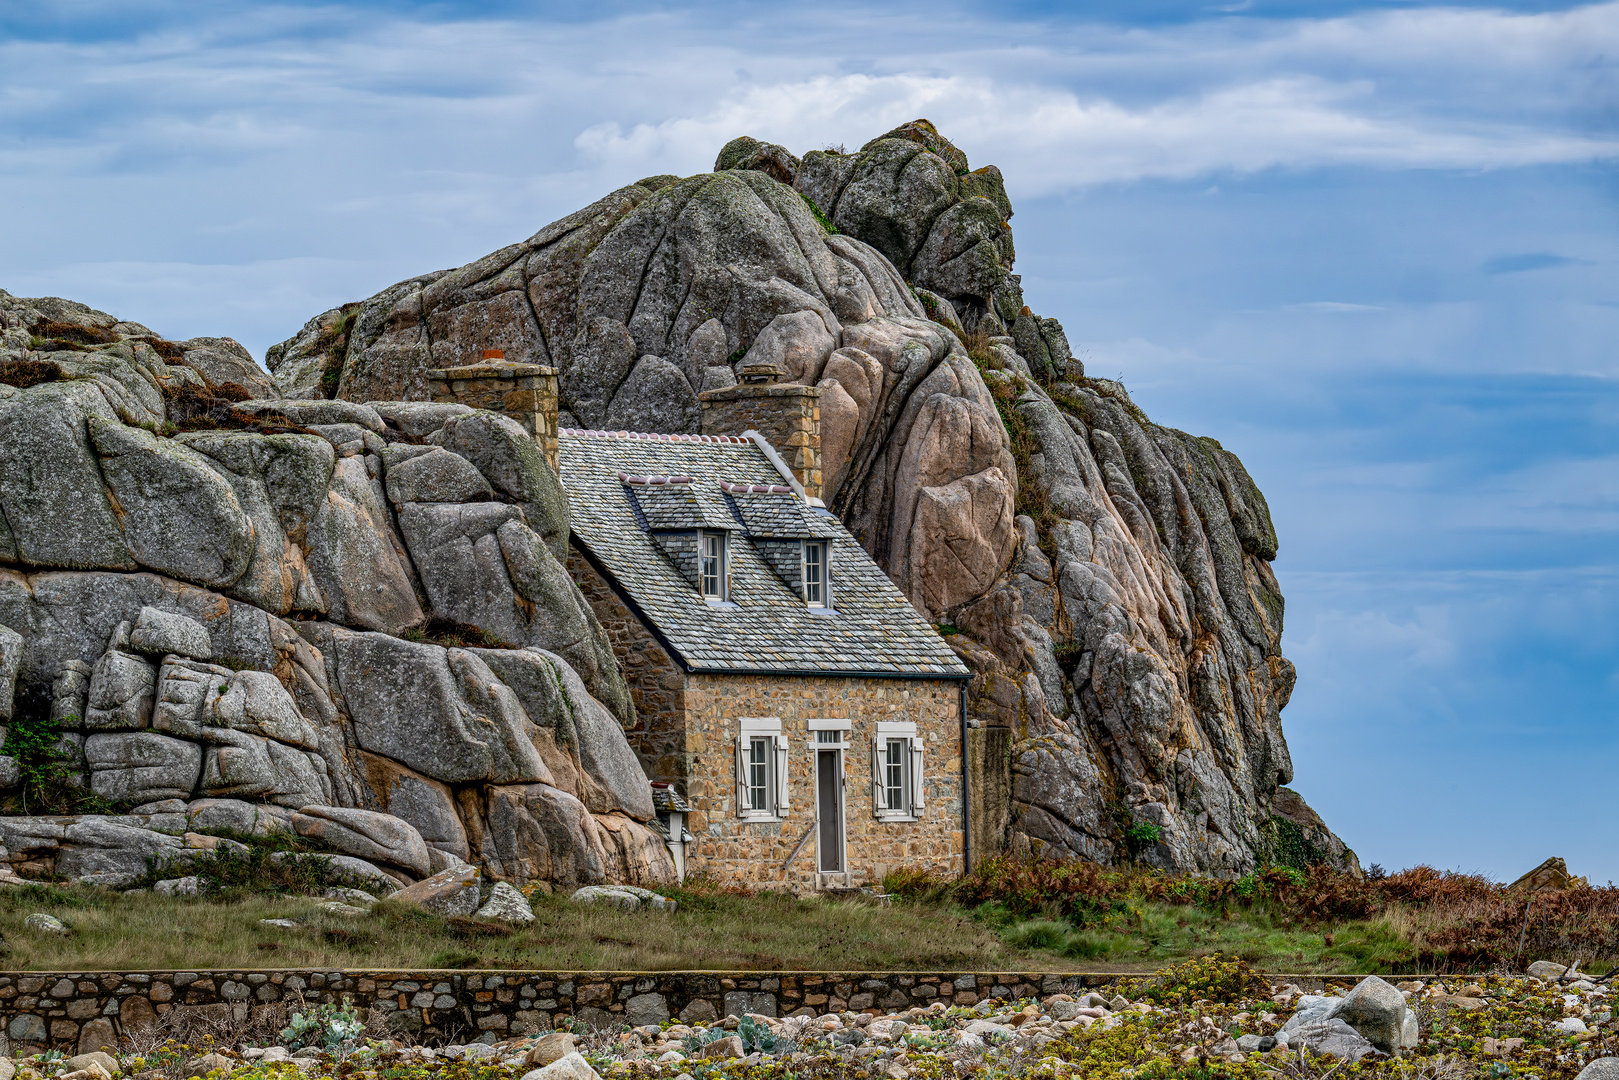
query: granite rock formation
[
  {"left": 268, "top": 120, "right": 1351, "bottom": 877},
  {"left": 0, "top": 290, "right": 671, "bottom": 889}
]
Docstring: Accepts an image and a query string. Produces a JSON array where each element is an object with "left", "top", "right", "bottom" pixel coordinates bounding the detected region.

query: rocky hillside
[
  {"left": 271, "top": 120, "right": 1354, "bottom": 876},
  {"left": 0, "top": 291, "right": 672, "bottom": 889}
]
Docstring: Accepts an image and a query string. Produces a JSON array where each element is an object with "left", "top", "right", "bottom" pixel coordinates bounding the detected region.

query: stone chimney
[
  {"left": 426, "top": 350, "right": 560, "bottom": 471},
  {"left": 698, "top": 362, "right": 823, "bottom": 503}
]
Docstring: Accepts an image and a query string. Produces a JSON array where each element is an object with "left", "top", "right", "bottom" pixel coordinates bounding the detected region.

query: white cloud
[{"left": 574, "top": 70, "right": 1619, "bottom": 194}]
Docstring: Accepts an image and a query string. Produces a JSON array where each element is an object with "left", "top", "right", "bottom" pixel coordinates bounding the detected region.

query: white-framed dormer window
[
  {"left": 700, "top": 531, "right": 728, "bottom": 601},
  {"left": 803, "top": 541, "right": 829, "bottom": 608},
  {"left": 872, "top": 720, "right": 923, "bottom": 821},
  {"left": 735, "top": 716, "right": 788, "bottom": 820}
]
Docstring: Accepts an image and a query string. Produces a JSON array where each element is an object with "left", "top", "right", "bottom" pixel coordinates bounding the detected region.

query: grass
[
  {"left": 993, "top": 902, "right": 1416, "bottom": 974},
  {"left": 0, "top": 880, "right": 1073, "bottom": 973},
  {"left": 0, "top": 872, "right": 1594, "bottom": 977},
  {"left": 2, "top": 853, "right": 1611, "bottom": 976}
]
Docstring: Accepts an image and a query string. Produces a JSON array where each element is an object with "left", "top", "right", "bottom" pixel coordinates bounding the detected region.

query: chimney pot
[{"left": 482, "top": 349, "right": 505, "bottom": 360}]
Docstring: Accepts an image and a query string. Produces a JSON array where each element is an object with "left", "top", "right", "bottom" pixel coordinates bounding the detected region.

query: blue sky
[{"left": 3, "top": 0, "right": 1616, "bottom": 880}]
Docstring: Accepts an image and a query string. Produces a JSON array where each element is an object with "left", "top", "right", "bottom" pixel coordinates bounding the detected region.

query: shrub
[
  {"left": 1119, "top": 953, "right": 1272, "bottom": 1006},
  {"left": 0, "top": 696, "right": 113, "bottom": 815},
  {"left": 0, "top": 358, "right": 64, "bottom": 389}
]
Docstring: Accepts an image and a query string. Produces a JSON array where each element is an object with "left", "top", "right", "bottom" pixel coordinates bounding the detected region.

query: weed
[
  {"left": 125, "top": 839, "right": 376, "bottom": 900},
  {"left": 398, "top": 618, "right": 518, "bottom": 650},
  {"left": 1124, "top": 820, "right": 1164, "bottom": 855},
  {"left": 1119, "top": 954, "right": 1272, "bottom": 1005},
  {"left": 798, "top": 193, "right": 838, "bottom": 235},
  {"left": 0, "top": 358, "right": 64, "bottom": 389},
  {"left": 28, "top": 319, "right": 120, "bottom": 349},
  {"left": 280, "top": 1002, "right": 364, "bottom": 1052},
  {"left": 0, "top": 697, "right": 114, "bottom": 815}
]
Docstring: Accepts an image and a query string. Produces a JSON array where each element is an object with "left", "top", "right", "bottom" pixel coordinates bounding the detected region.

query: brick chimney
[
  {"left": 698, "top": 362, "right": 823, "bottom": 503},
  {"left": 426, "top": 350, "right": 560, "bottom": 472}
]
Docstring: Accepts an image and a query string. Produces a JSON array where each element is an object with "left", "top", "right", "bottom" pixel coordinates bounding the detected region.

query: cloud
[
  {"left": 1483, "top": 252, "right": 1582, "bottom": 274},
  {"left": 575, "top": 72, "right": 1619, "bottom": 193}
]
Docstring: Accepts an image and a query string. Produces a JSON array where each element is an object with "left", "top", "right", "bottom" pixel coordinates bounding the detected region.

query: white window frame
[
  {"left": 700, "top": 530, "right": 728, "bottom": 602},
  {"left": 735, "top": 717, "right": 788, "bottom": 821},
  {"left": 802, "top": 540, "right": 830, "bottom": 608},
  {"left": 808, "top": 717, "right": 851, "bottom": 747},
  {"left": 872, "top": 720, "right": 923, "bottom": 821}
]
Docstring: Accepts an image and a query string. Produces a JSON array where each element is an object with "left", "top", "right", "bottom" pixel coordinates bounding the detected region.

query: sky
[{"left": 1, "top": 0, "right": 1616, "bottom": 881}]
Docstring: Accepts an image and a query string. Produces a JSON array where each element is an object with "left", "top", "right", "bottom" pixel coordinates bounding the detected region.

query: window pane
[
  {"left": 702, "top": 534, "right": 722, "bottom": 597},
  {"left": 885, "top": 739, "right": 905, "bottom": 811},
  {"left": 748, "top": 737, "right": 768, "bottom": 811},
  {"left": 804, "top": 544, "right": 823, "bottom": 605}
]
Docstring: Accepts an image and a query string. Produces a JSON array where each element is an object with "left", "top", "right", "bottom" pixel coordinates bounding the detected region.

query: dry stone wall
[{"left": 0, "top": 968, "right": 1191, "bottom": 1052}]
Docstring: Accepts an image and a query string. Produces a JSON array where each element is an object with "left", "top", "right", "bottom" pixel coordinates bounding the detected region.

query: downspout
[{"left": 960, "top": 681, "right": 971, "bottom": 876}]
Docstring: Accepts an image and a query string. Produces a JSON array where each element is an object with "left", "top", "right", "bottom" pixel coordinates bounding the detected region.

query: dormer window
[
  {"left": 803, "top": 541, "right": 828, "bottom": 608},
  {"left": 701, "top": 531, "right": 728, "bottom": 600}
]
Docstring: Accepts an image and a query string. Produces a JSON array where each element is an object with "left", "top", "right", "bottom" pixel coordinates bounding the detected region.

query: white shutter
[
  {"left": 909, "top": 740, "right": 925, "bottom": 813},
  {"left": 871, "top": 737, "right": 884, "bottom": 816},
  {"left": 774, "top": 734, "right": 790, "bottom": 815},
  {"left": 735, "top": 735, "right": 748, "bottom": 818}
]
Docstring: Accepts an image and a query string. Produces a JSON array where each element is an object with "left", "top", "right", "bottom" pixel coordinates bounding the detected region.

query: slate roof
[{"left": 560, "top": 429, "right": 970, "bottom": 678}]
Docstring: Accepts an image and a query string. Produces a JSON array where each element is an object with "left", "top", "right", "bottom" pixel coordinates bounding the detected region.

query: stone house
[
  {"left": 426, "top": 357, "right": 972, "bottom": 890},
  {"left": 555, "top": 407, "right": 970, "bottom": 889}
]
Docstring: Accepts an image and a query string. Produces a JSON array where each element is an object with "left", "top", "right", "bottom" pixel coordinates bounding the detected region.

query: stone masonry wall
[
  {"left": 428, "top": 360, "right": 561, "bottom": 471},
  {"left": 0, "top": 968, "right": 1243, "bottom": 1053},
  {"left": 564, "top": 548, "right": 688, "bottom": 785},
  {"left": 565, "top": 547, "right": 965, "bottom": 891},
  {"left": 698, "top": 385, "right": 823, "bottom": 501},
  {"left": 683, "top": 674, "right": 963, "bottom": 890}
]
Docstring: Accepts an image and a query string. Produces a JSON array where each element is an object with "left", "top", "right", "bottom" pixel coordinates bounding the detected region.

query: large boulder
[
  {"left": 471, "top": 647, "right": 654, "bottom": 821},
  {"left": 1335, "top": 976, "right": 1409, "bottom": 1055},
  {"left": 303, "top": 624, "right": 552, "bottom": 785},
  {"left": 358, "top": 753, "right": 470, "bottom": 860},
  {"left": 86, "top": 417, "right": 254, "bottom": 590},
  {"left": 176, "top": 430, "right": 335, "bottom": 618},
  {"left": 0, "top": 383, "right": 136, "bottom": 572},
  {"left": 128, "top": 607, "right": 212, "bottom": 660},
  {"left": 1283, "top": 1019, "right": 1380, "bottom": 1062},
  {"left": 84, "top": 732, "right": 203, "bottom": 803},
  {"left": 291, "top": 806, "right": 433, "bottom": 877},
  {"left": 304, "top": 456, "right": 423, "bottom": 633},
  {"left": 388, "top": 863, "right": 481, "bottom": 916},
  {"left": 0, "top": 623, "right": 24, "bottom": 721},
  {"left": 173, "top": 337, "right": 276, "bottom": 399}
]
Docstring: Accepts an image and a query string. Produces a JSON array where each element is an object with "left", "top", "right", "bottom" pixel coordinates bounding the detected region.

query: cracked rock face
[
  {"left": 270, "top": 146, "right": 1020, "bottom": 625},
  {"left": 0, "top": 290, "right": 670, "bottom": 889},
  {"left": 255, "top": 118, "right": 1345, "bottom": 877}
]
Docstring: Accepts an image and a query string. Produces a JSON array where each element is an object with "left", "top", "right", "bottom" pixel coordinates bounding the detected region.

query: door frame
[{"left": 813, "top": 743, "right": 849, "bottom": 886}]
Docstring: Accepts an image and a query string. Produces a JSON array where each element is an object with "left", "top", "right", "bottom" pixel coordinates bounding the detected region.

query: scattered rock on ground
[
  {"left": 475, "top": 881, "right": 535, "bottom": 925},
  {"left": 520, "top": 1051, "right": 602, "bottom": 1080},
  {"left": 389, "top": 864, "right": 482, "bottom": 916},
  {"left": 570, "top": 884, "right": 676, "bottom": 912}
]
